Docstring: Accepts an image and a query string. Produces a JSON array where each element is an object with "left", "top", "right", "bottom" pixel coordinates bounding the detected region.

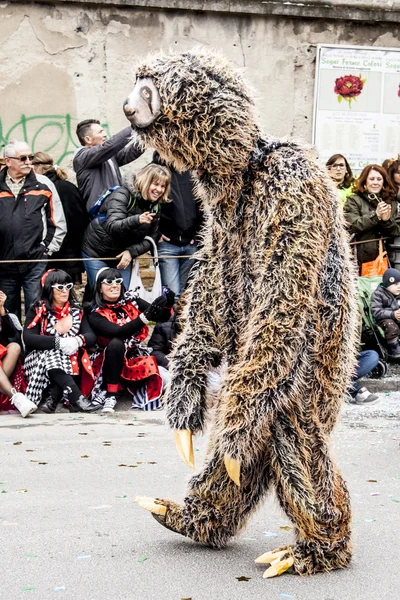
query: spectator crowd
[{"left": 0, "top": 120, "right": 399, "bottom": 417}]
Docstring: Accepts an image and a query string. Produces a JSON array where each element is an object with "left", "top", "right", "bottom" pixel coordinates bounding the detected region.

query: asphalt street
[{"left": 1, "top": 399, "right": 399, "bottom": 600}]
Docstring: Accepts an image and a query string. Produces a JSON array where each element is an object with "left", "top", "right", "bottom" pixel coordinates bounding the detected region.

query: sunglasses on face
[
  {"left": 101, "top": 278, "right": 123, "bottom": 286},
  {"left": 9, "top": 155, "right": 35, "bottom": 163},
  {"left": 51, "top": 283, "right": 74, "bottom": 291}
]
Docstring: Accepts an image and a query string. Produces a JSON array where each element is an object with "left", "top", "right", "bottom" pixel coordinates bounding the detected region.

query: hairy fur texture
[{"left": 130, "top": 49, "right": 358, "bottom": 576}]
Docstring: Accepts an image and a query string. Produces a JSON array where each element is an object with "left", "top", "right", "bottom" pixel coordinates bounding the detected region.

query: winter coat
[
  {"left": 73, "top": 128, "right": 143, "bottom": 211},
  {"left": 81, "top": 183, "right": 161, "bottom": 260},
  {"left": 44, "top": 170, "right": 89, "bottom": 277},
  {"left": 153, "top": 153, "right": 202, "bottom": 246},
  {"left": 0, "top": 168, "right": 66, "bottom": 274},
  {"left": 148, "top": 314, "right": 180, "bottom": 368},
  {"left": 344, "top": 192, "right": 400, "bottom": 266},
  {"left": 370, "top": 284, "right": 400, "bottom": 322}
]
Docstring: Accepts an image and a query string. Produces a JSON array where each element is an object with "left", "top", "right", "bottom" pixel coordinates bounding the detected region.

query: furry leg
[
  {"left": 269, "top": 417, "right": 352, "bottom": 576},
  {"left": 139, "top": 442, "right": 273, "bottom": 549}
]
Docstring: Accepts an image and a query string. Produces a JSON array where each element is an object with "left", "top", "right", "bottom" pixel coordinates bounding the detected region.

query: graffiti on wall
[{"left": 0, "top": 115, "right": 110, "bottom": 164}]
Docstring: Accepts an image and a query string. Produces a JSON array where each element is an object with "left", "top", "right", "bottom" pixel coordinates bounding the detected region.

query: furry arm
[{"left": 165, "top": 240, "right": 222, "bottom": 433}]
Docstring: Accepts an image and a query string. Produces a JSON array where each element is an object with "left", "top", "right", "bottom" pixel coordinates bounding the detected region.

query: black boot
[
  {"left": 387, "top": 339, "right": 400, "bottom": 359},
  {"left": 40, "top": 388, "right": 59, "bottom": 413}
]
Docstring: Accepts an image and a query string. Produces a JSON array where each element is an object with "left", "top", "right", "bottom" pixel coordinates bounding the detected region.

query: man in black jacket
[
  {"left": 0, "top": 141, "right": 66, "bottom": 319},
  {"left": 73, "top": 119, "right": 143, "bottom": 211}
]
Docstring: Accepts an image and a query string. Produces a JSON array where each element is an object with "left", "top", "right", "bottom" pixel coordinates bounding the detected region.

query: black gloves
[{"left": 143, "top": 295, "right": 168, "bottom": 322}]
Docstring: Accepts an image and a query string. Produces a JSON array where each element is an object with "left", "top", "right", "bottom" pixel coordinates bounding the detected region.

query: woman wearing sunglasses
[
  {"left": 23, "top": 269, "right": 97, "bottom": 413},
  {"left": 88, "top": 268, "right": 174, "bottom": 413}
]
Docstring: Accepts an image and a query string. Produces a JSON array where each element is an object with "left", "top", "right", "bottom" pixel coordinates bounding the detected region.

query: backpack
[{"left": 88, "top": 186, "right": 120, "bottom": 223}]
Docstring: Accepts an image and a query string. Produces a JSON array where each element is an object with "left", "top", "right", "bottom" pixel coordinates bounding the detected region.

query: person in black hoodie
[
  {"left": 33, "top": 152, "right": 89, "bottom": 283},
  {"left": 153, "top": 152, "right": 203, "bottom": 299},
  {"left": 82, "top": 163, "right": 171, "bottom": 289}
]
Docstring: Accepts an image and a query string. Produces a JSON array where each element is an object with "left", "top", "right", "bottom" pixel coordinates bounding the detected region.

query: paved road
[{"left": 1, "top": 401, "right": 399, "bottom": 600}]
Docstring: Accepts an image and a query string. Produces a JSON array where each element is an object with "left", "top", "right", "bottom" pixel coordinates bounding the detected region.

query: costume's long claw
[
  {"left": 255, "top": 550, "right": 287, "bottom": 564},
  {"left": 174, "top": 429, "right": 194, "bottom": 470},
  {"left": 135, "top": 496, "right": 167, "bottom": 516},
  {"left": 263, "top": 556, "right": 294, "bottom": 579},
  {"left": 224, "top": 454, "right": 241, "bottom": 487}
]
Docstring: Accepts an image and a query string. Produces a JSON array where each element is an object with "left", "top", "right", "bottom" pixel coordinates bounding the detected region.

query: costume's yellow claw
[
  {"left": 263, "top": 557, "right": 294, "bottom": 579},
  {"left": 255, "top": 550, "right": 287, "bottom": 564},
  {"left": 174, "top": 429, "right": 194, "bottom": 470},
  {"left": 135, "top": 496, "right": 167, "bottom": 516},
  {"left": 224, "top": 454, "right": 241, "bottom": 487}
]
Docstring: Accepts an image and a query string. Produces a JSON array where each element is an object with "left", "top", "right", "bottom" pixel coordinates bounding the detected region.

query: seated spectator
[
  {"left": 371, "top": 268, "right": 400, "bottom": 358},
  {"left": 347, "top": 349, "right": 379, "bottom": 404},
  {"left": 23, "top": 269, "right": 97, "bottom": 413},
  {"left": 0, "top": 290, "right": 37, "bottom": 417},
  {"left": 82, "top": 163, "right": 171, "bottom": 289},
  {"left": 88, "top": 268, "right": 173, "bottom": 413},
  {"left": 326, "top": 153, "right": 354, "bottom": 208},
  {"left": 344, "top": 164, "right": 400, "bottom": 273},
  {"left": 153, "top": 152, "right": 203, "bottom": 299},
  {"left": 33, "top": 152, "right": 89, "bottom": 283},
  {"left": 73, "top": 119, "right": 143, "bottom": 211}
]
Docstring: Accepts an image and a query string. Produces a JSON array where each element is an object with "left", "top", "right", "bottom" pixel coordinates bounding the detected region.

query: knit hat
[{"left": 383, "top": 268, "right": 400, "bottom": 288}]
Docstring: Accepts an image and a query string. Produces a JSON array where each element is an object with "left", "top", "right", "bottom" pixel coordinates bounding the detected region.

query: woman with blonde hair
[
  {"left": 33, "top": 151, "right": 89, "bottom": 282},
  {"left": 82, "top": 163, "right": 171, "bottom": 289}
]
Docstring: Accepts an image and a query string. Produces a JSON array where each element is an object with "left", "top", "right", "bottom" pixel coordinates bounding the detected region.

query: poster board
[{"left": 313, "top": 44, "right": 400, "bottom": 173}]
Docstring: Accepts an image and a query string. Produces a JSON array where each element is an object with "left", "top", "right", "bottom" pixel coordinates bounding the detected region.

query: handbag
[
  {"left": 129, "top": 236, "right": 162, "bottom": 303},
  {"left": 360, "top": 239, "right": 389, "bottom": 277}
]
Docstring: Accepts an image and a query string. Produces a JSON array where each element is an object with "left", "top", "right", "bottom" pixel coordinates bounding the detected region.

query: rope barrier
[
  {"left": 0, "top": 239, "right": 394, "bottom": 263},
  {"left": 0, "top": 255, "right": 199, "bottom": 264}
]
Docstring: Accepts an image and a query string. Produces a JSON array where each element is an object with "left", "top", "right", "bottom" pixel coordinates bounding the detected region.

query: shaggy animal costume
[{"left": 124, "top": 50, "right": 358, "bottom": 578}]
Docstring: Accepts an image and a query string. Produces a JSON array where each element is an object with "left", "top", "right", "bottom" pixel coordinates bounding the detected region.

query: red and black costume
[
  {"left": 88, "top": 290, "right": 170, "bottom": 410},
  {"left": 23, "top": 302, "right": 96, "bottom": 406},
  {"left": 0, "top": 314, "right": 26, "bottom": 411}
]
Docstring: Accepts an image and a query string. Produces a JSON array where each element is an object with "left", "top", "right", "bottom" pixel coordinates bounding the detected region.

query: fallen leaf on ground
[
  {"left": 367, "top": 479, "right": 377, "bottom": 483},
  {"left": 81, "top": 455, "right": 89, "bottom": 458},
  {"left": 236, "top": 576, "right": 251, "bottom": 582},
  {"left": 26, "top": 450, "right": 35, "bottom": 453},
  {"left": 138, "top": 556, "right": 147, "bottom": 563},
  {"left": 21, "top": 586, "right": 36, "bottom": 591},
  {"left": 13, "top": 441, "right": 22, "bottom": 445},
  {"left": 118, "top": 464, "right": 127, "bottom": 467},
  {"left": 280, "top": 526, "right": 292, "bottom": 531},
  {"left": 16, "top": 489, "right": 28, "bottom": 493},
  {"left": 79, "top": 433, "right": 88, "bottom": 436},
  {"left": 38, "top": 462, "right": 48, "bottom": 465},
  {"left": 147, "top": 461, "right": 157, "bottom": 464},
  {"left": 30, "top": 460, "right": 38, "bottom": 463}
]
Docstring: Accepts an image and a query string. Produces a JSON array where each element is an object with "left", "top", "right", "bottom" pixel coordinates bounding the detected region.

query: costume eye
[{"left": 141, "top": 87, "right": 151, "bottom": 100}]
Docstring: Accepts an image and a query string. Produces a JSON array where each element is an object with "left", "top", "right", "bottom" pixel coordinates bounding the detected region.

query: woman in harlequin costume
[
  {"left": 88, "top": 267, "right": 174, "bottom": 413},
  {"left": 23, "top": 269, "right": 97, "bottom": 413}
]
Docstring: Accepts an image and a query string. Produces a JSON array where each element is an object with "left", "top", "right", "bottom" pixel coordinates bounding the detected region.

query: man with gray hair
[{"left": 0, "top": 140, "right": 67, "bottom": 319}]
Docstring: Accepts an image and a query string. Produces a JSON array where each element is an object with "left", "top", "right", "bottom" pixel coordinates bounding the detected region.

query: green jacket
[{"left": 344, "top": 192, "right": 400, "bottom": 266}]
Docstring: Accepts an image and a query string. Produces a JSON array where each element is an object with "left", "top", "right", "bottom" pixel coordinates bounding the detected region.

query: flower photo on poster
[{"left": 334, "top": 74, "right": 367, "bottom": 108}]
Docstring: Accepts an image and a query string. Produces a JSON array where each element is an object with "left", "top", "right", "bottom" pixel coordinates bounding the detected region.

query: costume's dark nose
[{"left": 123, "top": 98, "right": 135, "bottom": 116}]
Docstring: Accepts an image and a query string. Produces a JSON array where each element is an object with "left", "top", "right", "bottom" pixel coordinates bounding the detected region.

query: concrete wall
[{"left": 1, "top": 1, "right": 400, "bottom": 167}]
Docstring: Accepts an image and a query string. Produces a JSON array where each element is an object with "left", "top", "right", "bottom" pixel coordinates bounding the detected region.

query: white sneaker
[
  {"left": 354, "top": 387, "right": 379, "bottom": 404},
  {"left": 11, "top": 390, "right": 37, "bottom": 418},
  {"left": 102, "top": 396, "right": 117, "bottom": 414}
]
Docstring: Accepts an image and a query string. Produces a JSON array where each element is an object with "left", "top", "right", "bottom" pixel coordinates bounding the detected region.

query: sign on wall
[{"left": 313, "top": 44, "right": 400, "bottom": 173}]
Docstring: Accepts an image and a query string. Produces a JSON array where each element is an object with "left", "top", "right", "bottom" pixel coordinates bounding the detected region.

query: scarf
[{"left": 28, "top": 301, "right": 72, "bottom": 331}]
